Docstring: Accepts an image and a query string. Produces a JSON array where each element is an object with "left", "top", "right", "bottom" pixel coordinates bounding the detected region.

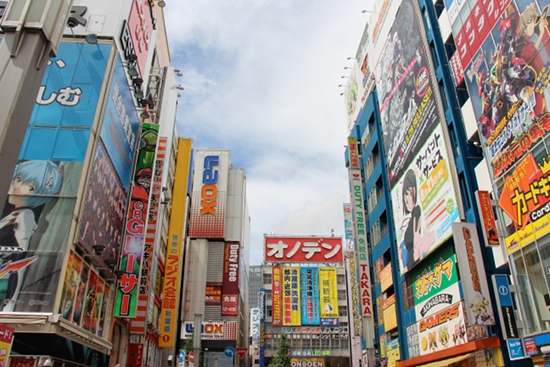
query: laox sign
[{"left": 200, "top": 155, "right": 219, "bottom": 215}]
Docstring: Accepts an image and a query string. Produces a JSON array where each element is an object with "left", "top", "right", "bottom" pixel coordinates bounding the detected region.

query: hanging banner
[
  {"left": 282, "top": 267, "right": 301, "bottom": 326},
  {"left": 300, "top": 267, "right": 320, "bottom": 325},
  {"left": 222, "top": 242, "right": 240, "bottom": 316},
  {"left": 453, "top": 222, "right": 496, "bottom": 326},
  {"left": 272, "top": 266, "right": 282, "bottom": 326},
  {"left": 115, "top": 123, "right": 159, "bottom": 318},
  {"left": 319, "top": 267, "right": 339, "bottom": 326}
]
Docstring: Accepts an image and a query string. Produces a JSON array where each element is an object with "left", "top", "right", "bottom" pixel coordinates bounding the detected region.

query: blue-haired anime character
[{"left": 0, "top": 160, "right": 63, "bottom": 309}]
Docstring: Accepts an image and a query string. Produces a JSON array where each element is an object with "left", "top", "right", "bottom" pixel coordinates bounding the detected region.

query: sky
[{"left": 164, "top": 2, "right": 371, "bottom": 266}]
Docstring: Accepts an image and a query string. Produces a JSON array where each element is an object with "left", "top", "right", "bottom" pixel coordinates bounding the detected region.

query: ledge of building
[{"left": 396, "top": 336, "right": 500, "bottom": 367}]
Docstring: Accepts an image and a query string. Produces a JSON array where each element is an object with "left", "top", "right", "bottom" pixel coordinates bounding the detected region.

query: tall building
[
  {"left": 342, "top": 0, "right": 540, "bottom": 365},
  {"left": 249, "top": 265, "right": 263, "bottom": 309},
  {"left": 0, "top": 2, "right": 191, "bottom": 367},
  {"left": 257, "top": 235, "right": 351, "bottom": 367}
]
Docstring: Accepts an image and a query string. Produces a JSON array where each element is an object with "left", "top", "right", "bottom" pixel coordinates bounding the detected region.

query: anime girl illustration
[
  {"left": 400, "top": 169, "right": 433, "bottom": 272},
  {"left": 0, "top": 160, "right": 63, "bottom": 310}
]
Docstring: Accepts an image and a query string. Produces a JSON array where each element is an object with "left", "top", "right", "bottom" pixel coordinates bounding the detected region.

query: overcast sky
[{"left": 164, "top": 2, "right": 371, "bottom": 265}]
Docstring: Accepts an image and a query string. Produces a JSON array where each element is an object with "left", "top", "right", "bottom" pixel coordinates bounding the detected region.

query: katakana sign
[{"left": 264, "top": 236, "right": 343, "bottom": 263}]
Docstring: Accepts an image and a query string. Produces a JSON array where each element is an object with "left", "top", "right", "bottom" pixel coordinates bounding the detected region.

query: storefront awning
[
  {"left": 397, "top": 336, "right": 500, "bottom": 367},
  {"left": 415, "top": 353, "right": 472, "bottom": 367}
]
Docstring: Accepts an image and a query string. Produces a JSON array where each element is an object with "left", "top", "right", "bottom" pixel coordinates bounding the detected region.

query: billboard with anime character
[
  {"left": 463, "top": 0, "right": 550, "bottom": 178},
  {"left": 0, "top": 41, "right": 111, "bottom": 312},
  {"left": 374, "top": 0, "right": 444, "bottom": 188}
]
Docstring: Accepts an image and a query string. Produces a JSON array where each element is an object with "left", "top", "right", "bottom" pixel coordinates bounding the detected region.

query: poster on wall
[
  {"left": 319, "top": 267, "right": 339, "bottom": 326},
  {"left": 374, "top": 0, "right": 443, "bottom": 188},
  {"left": 463, "top": 0, "right": 550, "bottom": 179},
  {"left": 272, "top": 266, "right": 282, "bottom": 326},
  {"left": 391, "top": 123, "right": 460, "bottom": 275},
  {"left": 0, "top": 42, "right": 111, "bottom": 313},
  {"left": 282, "top": 267, "right": 301, "bottom": 326}
]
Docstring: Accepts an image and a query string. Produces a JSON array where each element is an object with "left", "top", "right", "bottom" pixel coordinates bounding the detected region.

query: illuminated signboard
[{"left": 264, "top": 236, "right": 343, "bottom": 263}]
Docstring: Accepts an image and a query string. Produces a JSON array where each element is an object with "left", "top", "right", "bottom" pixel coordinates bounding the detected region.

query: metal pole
[{"left": 193, "top": 314, "right": 202, "bottom": 367}]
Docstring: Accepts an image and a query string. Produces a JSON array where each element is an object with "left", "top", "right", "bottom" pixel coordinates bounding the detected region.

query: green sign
[{"left": 412, "top": 245, "right": 458, "bottom": 305}]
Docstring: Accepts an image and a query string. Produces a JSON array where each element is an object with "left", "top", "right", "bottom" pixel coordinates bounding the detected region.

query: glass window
[{"left": 512, "top": 247, "right": 541, "bottom": 334}]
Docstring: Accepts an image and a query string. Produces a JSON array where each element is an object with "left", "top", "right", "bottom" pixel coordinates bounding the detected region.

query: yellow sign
[
  {"left": 282, "top": 267, "right": 301, "bottom": 326},
  {"left": 319, "top": 267, "right": 339, "bottom": 324},
  {"left": 383, "top": 295, "right": 397, "bottom": 331},
  {"left": 159, "top": 138, "right": 192, "bottom": 347},
  {"left": 380, "top": 263, "right": 393, "bottom": 292},
  {"left": 506, "top": 212, "right": 550, "bottom": 254}
]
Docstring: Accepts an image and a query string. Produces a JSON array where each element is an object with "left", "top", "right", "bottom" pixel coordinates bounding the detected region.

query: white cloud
[{"left": 165, "top": 1, "right": 369, "bottom": 265}]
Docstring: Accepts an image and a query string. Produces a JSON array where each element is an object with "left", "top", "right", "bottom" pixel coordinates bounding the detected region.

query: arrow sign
[{"left": 236, "top": 348, "right": 247, "bottom": 360}]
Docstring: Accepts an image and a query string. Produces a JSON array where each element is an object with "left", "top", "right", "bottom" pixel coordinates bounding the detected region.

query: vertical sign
[
  {"left": 300, "top": 267, "right": 320, "bottom": 325},
  {"left": 159, "top": 138, "right": 192, "bottom": 347},
  {"left": 0, "top": 325, "right": 14, "bottom": 367},
  {"left": 115, "top": 123, "right": 159, "bottom": 317},
  {"left": 259, "top": 288, "right": 266, "bottom": 367},
  {"left": 493, "top": 275, "right": 519, "bottom": 339},
  {"left": 188, "top": 150, "right": 230, "bottom": 238},
  {"left": 475, "top": 191, "right": 499, "bottom": 246},
  {"left": 319, "top": 267, "right": 339, "bottom": 326},
  {"left": 282, "top": 267, "right": 301, "bottom": 326},
  {"left": 453, "top": 223, "right": 496, "bottom": 326},
  {"left": 272, "top": 266, "right": 282, "bottom": 326},
  {"left": 222, "top": 242, "right": 240, "bottom": 316},
  {"left": 344, "top": 203, "right": 354, "bottom": 240},
  {"left": 130, "top": 137, "right": 167, "bottom": 334}
]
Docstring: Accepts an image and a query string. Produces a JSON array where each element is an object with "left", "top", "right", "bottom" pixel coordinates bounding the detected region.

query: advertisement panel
[
  {"left": 318, "top": 267, "right": 338, "bottom": 326},
  {"left": 383, "top": 294, "right": 397, "bottom": 331},
  {"left": 264, "top": 236, "right": 343, "bottom": 263},
  {"left": 159, "top": 139, "right": 192, "bottom": 347},
  {"left": 1, "top": 41, "right": 111, "bottom": 313},
  {"left": 300, "top": 267, "right": 320, "bottom": 325},
  {"left": 412, "top": 245, "right": 460, "bottom": 319},
  {"left": 343, "top": 203, "right": 354, "bottom": 240},
  {"left": 476, "top": 190, "right": 500, "bottom": 246},
  {"left": 374, "top": 0, "right": 443, "bottom": 188},
  {"left": 453, "top": 223, "right": 496, "bottom": 326},
  {"left": 0, "top": 324, "right": 14, "bottom": 367},
  {"left": 272, "top": 266, "right": 282, "bottom": 326},
  {"left": 386, "top": 338, "right": 400, "bottom": 367},
  {"left": 205, "top": 283, "right": 222, "bottom": 305},
  {"left": 290, "top": 358, "right": 324, "bottom": 367},
  {"left": 380, "top": 263, "right": 393, "bottom": 292},
  {"left": 251, "top": 308, "right": 260, "bottom": 343},
  {"left": 259, "top": 288, "right": 266, "bottom": 367},
  {"left": 115, "top": 123, "right": 159, "bottom": 317},
  {"left": 391, "top": 123, "right": 460, "bottom": 275},
  {"left": 282, "top": 267, "right": 301, "bottom": 326},
  {"left": 346, "top": 255, "right": 362, "bottom": 337},
  {"left": 222, "top": 242, "right": 240, "bottom": 316},
  {"left": 181, "top": 321, "right": 238, "bottom": 340},
  {"left": 416, "top": 302, "right": 468, "bottom": 356},
  {"left": 128, "top": 0, "right": 154, "bottom": 76},
  {"left": 99, "top": 55, "right": 140, "bottom": 192},
  {"left": 348, "top": 169, "right": 373, "bottom": 317},
  {"left": 463, "top": 0, "right": 550, "bottom": 176},
  {"left": 188, "top": 150, "right": 230, "bottom": 238},
  {"left": 130, "top": 137, "right": 167, "bottom": 334}
]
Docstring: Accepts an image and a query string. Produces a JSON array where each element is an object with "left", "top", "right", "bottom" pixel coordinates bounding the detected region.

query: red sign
[
  {"left": 476, "top": 191, "right": 499, "bottom": 246},
  {"left": 189, "top": 352, "right": 194, "bottom": 363},
  {"left": 264, "top": 236, "right": 343, "bottom": 263},
  {"left": 237, "top": 348, "right": 248, "bottom": 360},
  {"left": 222, "top": 242, "right": 240, "bottom": 316}
]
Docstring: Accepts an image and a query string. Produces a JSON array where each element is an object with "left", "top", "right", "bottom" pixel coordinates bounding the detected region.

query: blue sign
[
  {"left": 301, "top": 267, "right": 320, "bottom": 325},
  {"left": 179, "top": 351, "right": 185, "bottom": 363},
  {"left": 224, "top": 346, "right": 235, "bottom": 358},
  {"left": 507, "top": 339, "right": 525, "bottom": 360},
  {"left": 495, "top": 275, "right": 513, "bottom": 307}
]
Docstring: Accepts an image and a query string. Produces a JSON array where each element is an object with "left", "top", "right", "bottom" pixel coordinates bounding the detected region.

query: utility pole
[{"left": 0, "top": 0, "right": 73, "bottom": 211}]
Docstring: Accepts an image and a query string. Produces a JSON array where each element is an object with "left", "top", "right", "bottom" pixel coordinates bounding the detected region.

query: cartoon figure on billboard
[
  {"left": 399, "top": 169, "right": 434, "bottom": 272},
  {"left": 0, "top": 160, "right": 63, "bottom": 310},
  {"left": 470, "top": 295, "right": 495, "bottom": 325}
]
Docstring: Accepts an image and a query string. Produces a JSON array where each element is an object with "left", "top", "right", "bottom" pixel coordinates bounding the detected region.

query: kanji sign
[{"left": 264, "top": 236, "right": 343, "bottom": 263}]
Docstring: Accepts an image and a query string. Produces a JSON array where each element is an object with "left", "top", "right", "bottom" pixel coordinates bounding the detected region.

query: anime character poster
[
  {"left": 391, "top": 124, "right": 460, "bottom": 275},
  {"left": 59, "top": 250, "right": 83, "bottom": 321},
  {"left": 464, "top": 0, "right": 550, "bottom": 178},
  {"left": 374, "top": 0, "right": 443, "bottom": 188},
  {"left": 78, "top": 142, "right": 127, "bottom": 267},
  {"left": 72, "top": 264, "right": 89, "bottom": 326},
  {"left": 0, "top": 42, "right": 112, "bottom": 312},
  {"left": 114, "top": 123, "right": 159, "bottom": 318}
]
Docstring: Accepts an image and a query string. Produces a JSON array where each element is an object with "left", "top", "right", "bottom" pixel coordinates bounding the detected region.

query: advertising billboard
[
  {"left": 115, "top": 123, "right": 159, "bottom": 318},
  {"left": 346, "top": 255, "right": 362, "bottom": 337},
  {"left": 0, "top": 324, "right": 14, "bottom": 367},
  {"left": 188, "top": 150, "right": 230, "bottom": 238},
  {"left": 159, "top": 139, "right": 192, "bottom": 347},
  {"left": 222, "top": 242, "right": 240, "bottom": 316},
  {"left": 130, "top": 137, "right": 167, "bottom": 334},
  {"left": 300, "top": 267, "right": 320, "bottom": 325},
  {"left": 58, "top": 249, "right": 111, "bottom": 337},
  {"left": 463, "top": 0, "right": 550, "bottom": 177},
  {"left": 251, "top": 308, "right": 260, "bottom": 343},
  {"left": 282, "top": 267, "right": 301, "bottom": 326},
  {"left": 412, "top": 245, "right": 460, "bottom": 320},
  {"left": 99, "top": 55, "right": 141, "bottom": 192},
  {"left": 272, "top": 266, "right": 282, "bottom": 326},
  {"left": 348, "top": 169, "right": 373, "bottom": 317},
  {"left": 374, "top": 0, "right": 444, "bottom": 188},
  {"left": 1, "top": 41, "right": 111, "bottom": 313},
  {"left": 264, "top": 236, "right": 343, "bottom": 263},
  {"left": 128, "top": 0, "right": 154, "bottom": 77},
  {"left": 453, "top": 223, "right": 496, "bottom": 326},
  {"left": 383, "top": 294, "right": 397, "bottom": 331},
  {"left": 391, "top": 123, "right": 460, "bottom": 275},
  {"left": 318, "top": 267, "right": 339, "bottom": 326},
  {"left": 181, "top": 321, "right": 238, "bottom": 340},
  {"left": 380, "top": 263, "right": 393, "bottom": 292},
  {"left": 343, "top": 203, "right": 354, "bottom": 240}
]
